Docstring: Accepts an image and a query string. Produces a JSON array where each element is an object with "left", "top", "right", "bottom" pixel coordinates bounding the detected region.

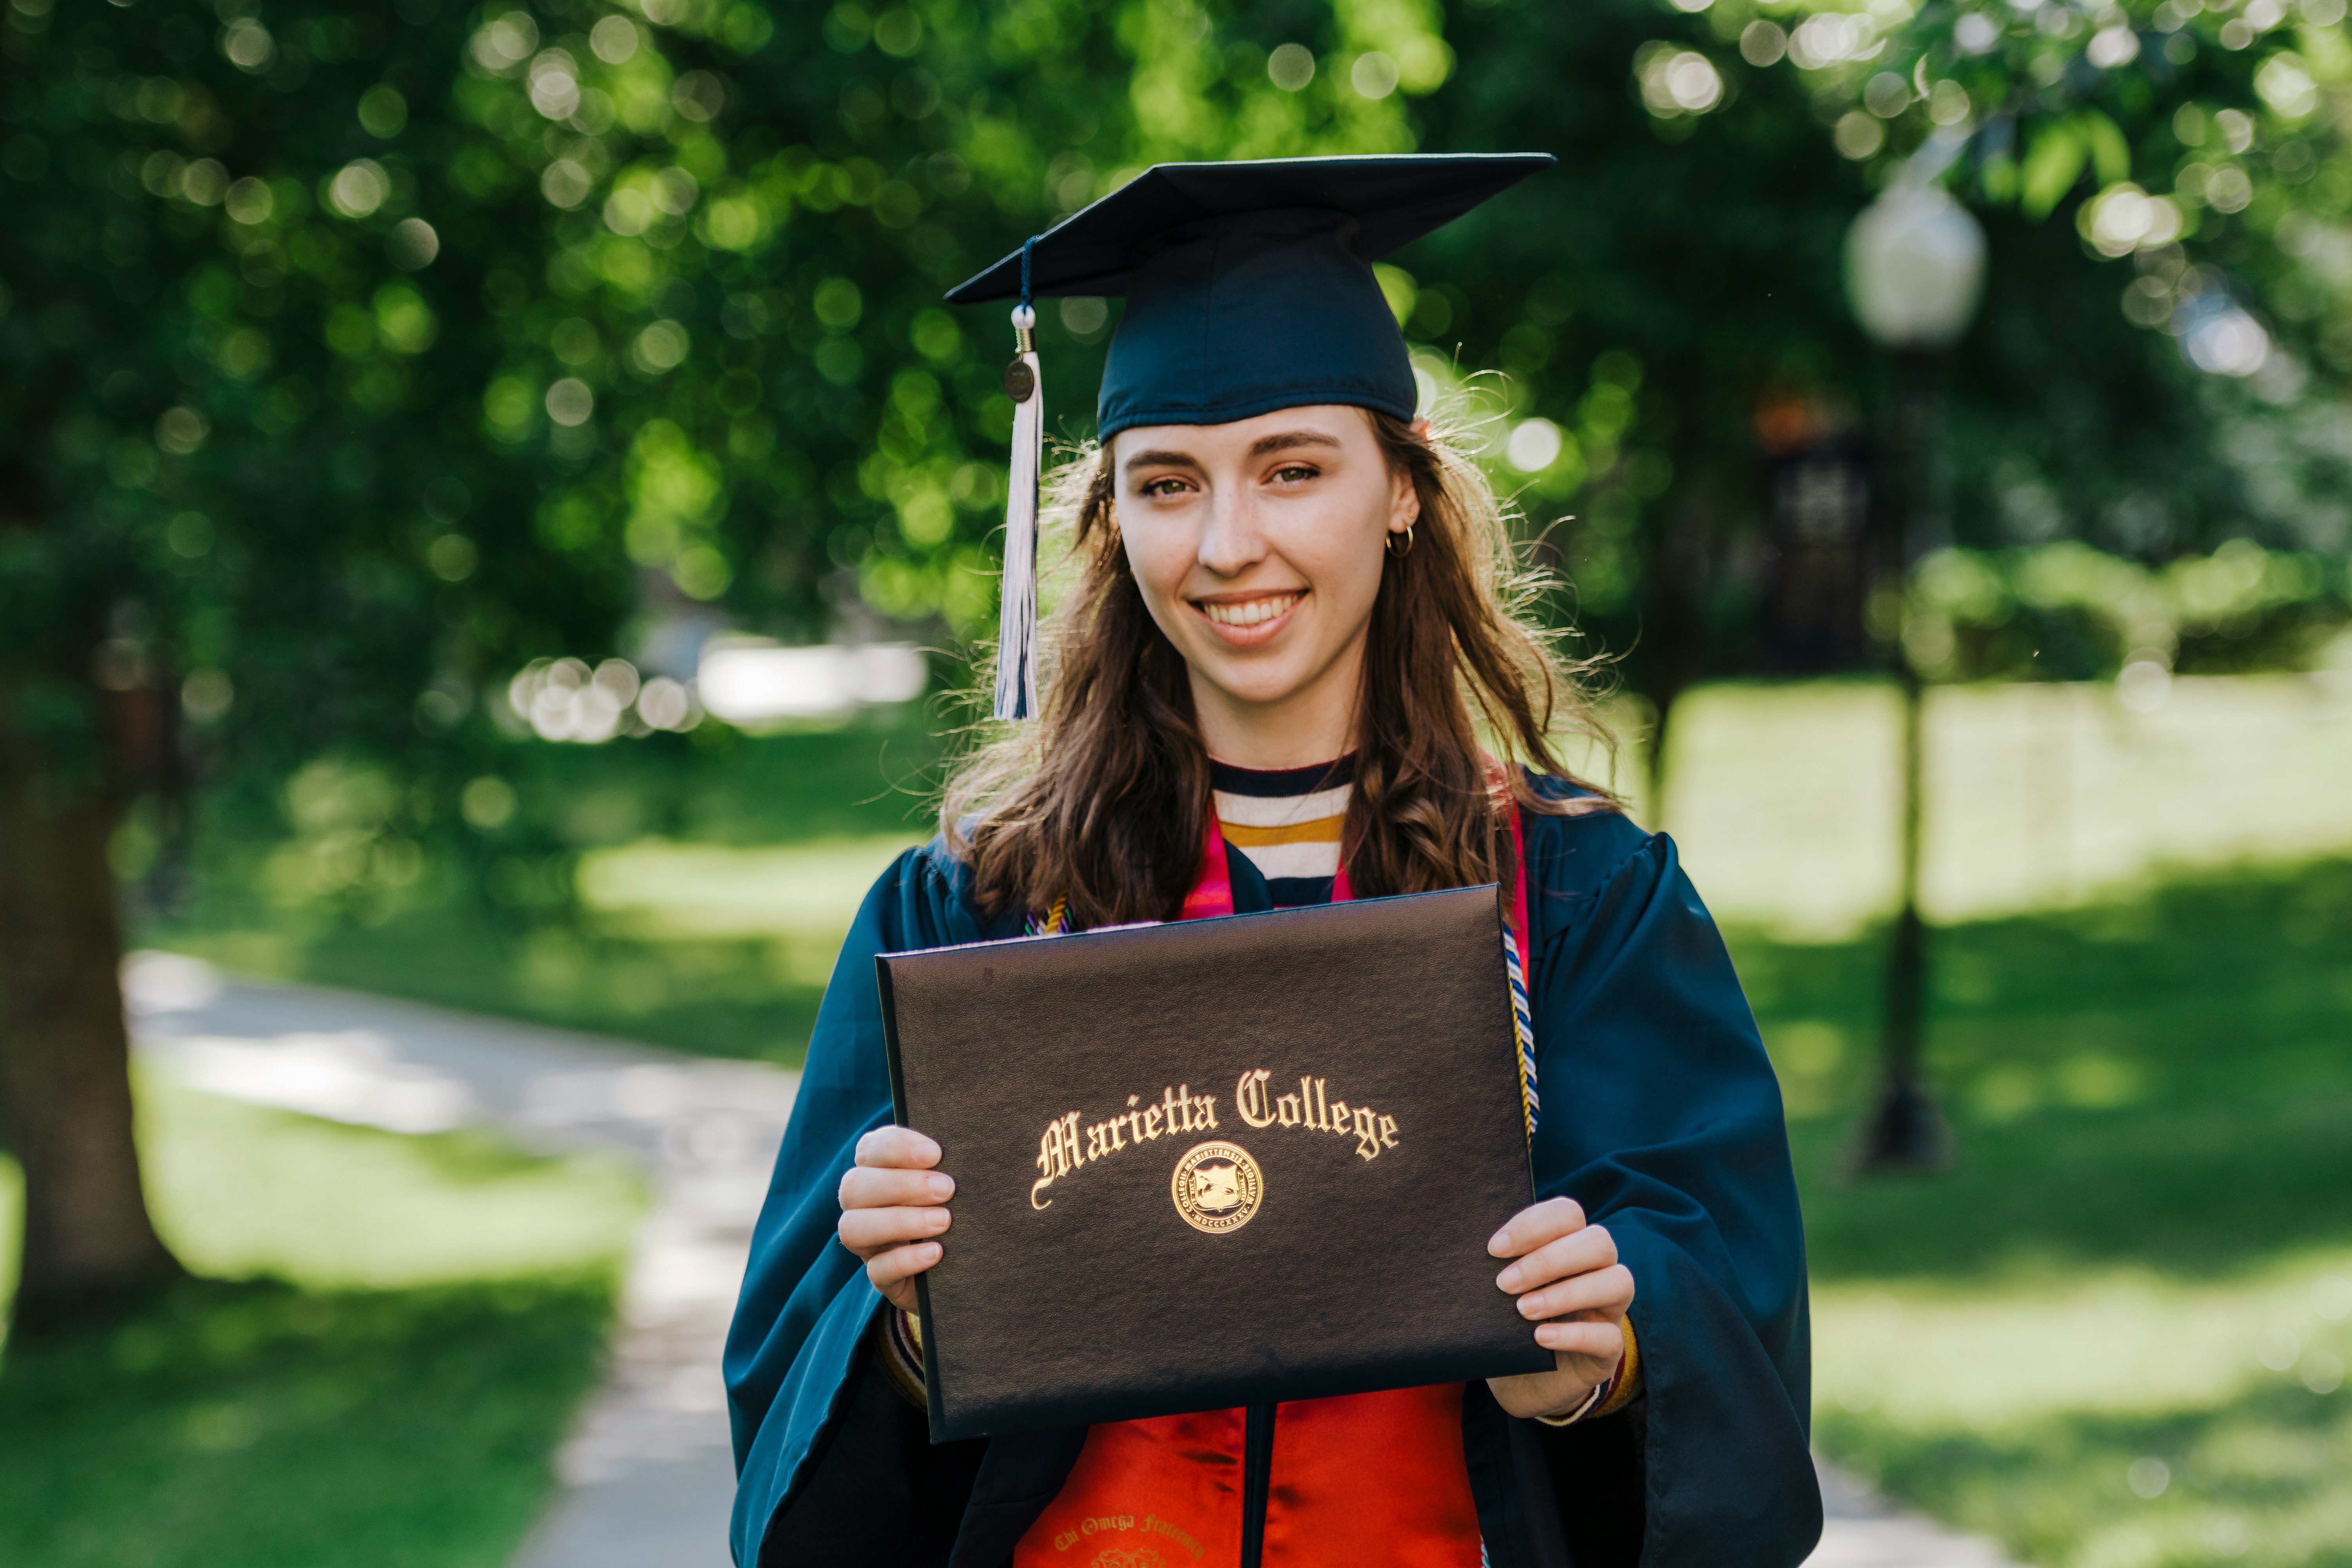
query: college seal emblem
[{"left": 1170, "top": 1141, "right": 1263, "bottom": 1234}]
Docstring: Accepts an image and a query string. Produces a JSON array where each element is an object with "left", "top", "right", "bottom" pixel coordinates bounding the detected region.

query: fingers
[
  {"left": 1533, "top": 1318, "right": 1627, "bottom": 1359},
  {"left": 838, "top": 1203, "right": 951, "bottom": 1256},
  {"left": 865, "top": 1240, "right": 942, "bottom": 1302},
  {"left": 1488, "top": 1196, "right": 1586, "bottom": 1258},
  {"left": 1494, "top": 1223, "right": 1617, "bottom": 1295},
  {"left": 838, "top": 1130, "right": 953, "bottom": 1302},
  {"left": 857, "top": 1125, "right": 943, "bottom": 1171},
  {"left": 1511, "top": 1262, "right": 1634, "bottom": 1325},
  {"left": 840, "top": 1164, "right": 955, "bottom": 1211}
]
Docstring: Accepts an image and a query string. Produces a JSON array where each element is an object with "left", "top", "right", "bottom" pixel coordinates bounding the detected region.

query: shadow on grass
[
  {"left": 0, "top": 1272, "right": 615, "bottom": 1568},
  {"left": 1816, "top": 1373, "right": 2352, "bottom": 1567},
  {"left": 140, "top": 718, "right": 958, "bottom": 1065},
  {"left": 1728, "top": 856, "right": 2352, "bottom": 1285},
  {"left": 1755, "top": 859, "right": 2352, "bottom": 1565},
  {"left": 257, "top": 911, "right": 828, "bottom": 1065}
]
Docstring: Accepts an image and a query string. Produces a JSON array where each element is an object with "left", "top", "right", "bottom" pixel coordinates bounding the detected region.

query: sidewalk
[
  {"left": 123, "top": 952, "right": 2021, "bottom": 1568},
  {"left": 125, "top": 951, "right": 784, "bottom": 1568}
]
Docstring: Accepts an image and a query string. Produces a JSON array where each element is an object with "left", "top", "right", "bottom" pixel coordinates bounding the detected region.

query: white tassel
[{"left": 995, "top": 301, "right": 1043, "bottom": 721}]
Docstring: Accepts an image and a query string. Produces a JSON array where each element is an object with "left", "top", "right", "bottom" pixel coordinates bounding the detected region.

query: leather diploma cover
[{"left": 877, "top": 884, "right": 1552, "bottom": 1442}]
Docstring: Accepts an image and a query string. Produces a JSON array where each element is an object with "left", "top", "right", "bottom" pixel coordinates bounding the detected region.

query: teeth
[{"left": 1202, "top": 594, "right": 1300, "bottom": 628}]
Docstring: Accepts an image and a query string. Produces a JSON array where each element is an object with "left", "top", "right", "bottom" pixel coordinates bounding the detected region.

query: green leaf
[
  {"left": 2020, "top": 122, "right": 2087, "bottom": 219},
  {"left": 2079, "top": 109, "right": 2132, "bottom": 187}
]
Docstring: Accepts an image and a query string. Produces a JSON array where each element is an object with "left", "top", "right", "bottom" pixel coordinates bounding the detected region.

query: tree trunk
[
  {"left": 1637, "top": 484, "right": 1715, "bottom": 825},
  {"left": 0, "top": 690, "right": 183, "bottom": 1335}
]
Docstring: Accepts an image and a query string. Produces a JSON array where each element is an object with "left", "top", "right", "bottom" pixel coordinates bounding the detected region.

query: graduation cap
[{"left": 947, "top": 153, "right": 1556, "bottom": 720}]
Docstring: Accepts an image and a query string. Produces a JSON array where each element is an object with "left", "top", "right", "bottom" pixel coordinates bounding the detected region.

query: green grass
[
  {"left": 1649, "top": 673, "right": 2352, "bottom": 937},
  {"left": 141, "top": 676, "right": 2352, "bottom": 1064},
  {"left": 0, "top": 1078, "right": 644, "bottom": 1568},
  {"left": 143, "top": 715, "right": 946, "bottom": 1062},
  {"left": 1735, "top": 855, "right": 2352, "bottom": 1568},
  {"left": 124, "top": 677, "right": 2352, "bottom": 1563}
]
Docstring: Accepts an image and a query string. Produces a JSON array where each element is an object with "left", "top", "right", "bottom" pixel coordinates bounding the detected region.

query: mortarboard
[{"left": 947, "top": 154, "right": 1556, "bottom": 721}]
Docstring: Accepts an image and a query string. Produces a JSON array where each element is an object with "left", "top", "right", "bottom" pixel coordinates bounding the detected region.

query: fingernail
[
  {"left": 1487, "top": 1227, "right": 1511, "bottom": 1256},
  {"left": 1496, "top": 1264, "right": 1523, "bottom": 1293},
  {"left": 920, "top": 1242, "right": 941, "bottom": 1261},
  {"left": 1518, "top": 1293, "right": 1545, "bottom": 1320},
  {"left": 927, "top": 1174, "right": 955, "bottom": 1201},
  {"left": 928, "top": 1208, "right": 951, "bottom": 1232}
]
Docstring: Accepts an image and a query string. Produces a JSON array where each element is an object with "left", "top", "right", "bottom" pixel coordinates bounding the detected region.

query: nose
[{"left": 1194, "top": 481, "right": 1267, "bottom": 580}]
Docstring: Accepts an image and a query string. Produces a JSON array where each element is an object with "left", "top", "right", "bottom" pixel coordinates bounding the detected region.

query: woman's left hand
[{"left": 1484, "top": 1196, "right": 1635, "bottom": 1421}]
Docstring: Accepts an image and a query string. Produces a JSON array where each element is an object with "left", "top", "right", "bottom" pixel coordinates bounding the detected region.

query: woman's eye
[
  {"left": 1270, "top": 464, "right": 1318, "bottom": 484},
  {"left": 1140, "top": 477, "right": 1191, "bottom": 497}
]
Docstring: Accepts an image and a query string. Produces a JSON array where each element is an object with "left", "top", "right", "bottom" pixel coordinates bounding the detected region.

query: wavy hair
[{"left": 941, "top": 408, "right": 1617, "bottom": 927}]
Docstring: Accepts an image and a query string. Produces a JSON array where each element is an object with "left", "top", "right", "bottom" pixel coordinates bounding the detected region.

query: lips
[{"left": 1197, "top": 592, "right": 1302, "bottom": 629}]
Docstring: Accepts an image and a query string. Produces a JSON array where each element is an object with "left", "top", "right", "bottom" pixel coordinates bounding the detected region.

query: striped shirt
[{"left": 1210, "top": 754, "right": 1354, "bottom": 908}]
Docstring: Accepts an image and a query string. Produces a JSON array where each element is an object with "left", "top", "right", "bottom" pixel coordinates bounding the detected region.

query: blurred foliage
[
  {"left": 1404, "top": 0, "right": 2352, "bottom": 707},
  {"left": 0, "top": 0, "right": 1451, "bottom": 920},
  {"left": 425, "top": 0, "right": 1442, "bottom": 637},
  {"left": 6, "top": 0, "right": 2352, "bottom": 917},
  {"left": 1906, "top": 536, "right": 2350, "bottom": 678},
  {"left": 1786, "top": 0, "right": 2352, "bottom": 555},
  {"left": 0, "top": 0, "right": 621, "bottom": 779}
]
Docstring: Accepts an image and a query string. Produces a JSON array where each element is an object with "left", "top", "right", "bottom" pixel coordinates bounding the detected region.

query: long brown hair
[{"left": 942, "top": 408, "right": 1617, "bottom": 927}]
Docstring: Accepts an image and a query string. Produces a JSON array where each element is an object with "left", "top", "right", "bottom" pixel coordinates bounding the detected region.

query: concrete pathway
[
  {"left": 124, "top": 951, "right": 789, "bottom": 1568},
  {"left": 122, "top": 951, "right": 2020, "bottom": 1568},
  {"left": 1810, "top": 1460, "right": 2020, "bottom": 1567}
]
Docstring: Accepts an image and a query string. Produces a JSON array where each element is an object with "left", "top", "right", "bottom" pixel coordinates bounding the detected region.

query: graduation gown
[{"left": 723, "top": 786, "right": 1820, "bottom": 1566}]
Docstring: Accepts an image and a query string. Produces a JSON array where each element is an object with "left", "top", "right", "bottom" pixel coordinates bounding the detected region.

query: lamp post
[{"left": 1843, "top": 179, "right": 1984, "bottom": 1173}]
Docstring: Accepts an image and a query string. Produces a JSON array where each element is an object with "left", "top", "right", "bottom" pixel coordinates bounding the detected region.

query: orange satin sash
[
  {"left": 1012, "top": 1386, "right": 1484, "bottom": 1568},
  {"left": 1014, "top": 805, "right": 1530, "bottom": 1568}
]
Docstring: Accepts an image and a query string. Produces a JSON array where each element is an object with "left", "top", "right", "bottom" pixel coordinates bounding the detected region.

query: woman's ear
[{"left": 1390, "top": 461, "right": 1422, "bottom": 532}]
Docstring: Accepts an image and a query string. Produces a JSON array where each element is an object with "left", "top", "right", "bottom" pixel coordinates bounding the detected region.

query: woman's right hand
[{"left": 837, "top": 1125, "right": 955, "bottom": 1312}]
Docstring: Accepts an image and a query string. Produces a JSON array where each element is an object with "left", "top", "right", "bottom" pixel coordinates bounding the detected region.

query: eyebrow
[
  {"left": 1120, "top": 430, "right": 1342, "bottom": 475},
  {"left": 1247, "top": 430, "right": 1342, "bottom": 459},
  {"left": 1122, "top": 448, "right": 1201, "bottom": 475}
]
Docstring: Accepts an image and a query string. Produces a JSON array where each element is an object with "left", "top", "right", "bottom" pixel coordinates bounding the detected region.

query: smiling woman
[
  {"left": 728, "top": 156, "right": 1819, "bottom": 1568},
  {"left": 946, "top": 399, "right": 1610, "bottom": 925}
]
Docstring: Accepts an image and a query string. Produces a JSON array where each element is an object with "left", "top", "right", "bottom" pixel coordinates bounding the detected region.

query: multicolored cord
[{"left": 1504, "top": 925, "right": 1539, "bottom": 1140}]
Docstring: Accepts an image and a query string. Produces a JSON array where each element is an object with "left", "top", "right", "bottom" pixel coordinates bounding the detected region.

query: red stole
[{"left": 1013, "top": 808, "right": 1532, "bottom": 1568}]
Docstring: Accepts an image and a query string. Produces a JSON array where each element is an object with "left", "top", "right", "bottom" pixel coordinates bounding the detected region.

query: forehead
[{"left": 1112, "top": 404, "right": 1376, "bottom": 466}]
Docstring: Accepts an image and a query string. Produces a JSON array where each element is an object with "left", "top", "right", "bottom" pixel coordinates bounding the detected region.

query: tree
[
  {"left": 1401, "top": 0, "right": 2350, "bottom": 779},
  {"left": 0, "top": 0, "right": 1456, "bottom": 1328},
  {"left": 0, "top": 0, "right": 625, "bottom": 1328}
]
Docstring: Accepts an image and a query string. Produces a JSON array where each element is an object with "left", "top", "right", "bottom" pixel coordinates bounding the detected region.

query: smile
[{"left": 1196, "top": 592, "right": 1303, "bottom": 630}]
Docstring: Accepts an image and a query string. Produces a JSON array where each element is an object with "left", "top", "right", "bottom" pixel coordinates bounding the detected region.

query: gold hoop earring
[{"left": 1386, "top": 524, "right": 1415, "bottom": 559}]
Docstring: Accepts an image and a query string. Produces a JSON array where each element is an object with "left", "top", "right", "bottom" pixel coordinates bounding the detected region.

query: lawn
[
  {"left": 0, "top": 1078, "right": 644, "bottom": 1568},
  {"left": 142, "top": 715, "right": 947, "bottom": 1062},
  {"left": 1741, "top": 856, "right": 2352, "bottom": 1568},
  {"left": 141, "top": 675, "right": 2352, "bottom": 1063},
  {"left": 129, "top": 674, "right": 2352, "bottom": 1566}
]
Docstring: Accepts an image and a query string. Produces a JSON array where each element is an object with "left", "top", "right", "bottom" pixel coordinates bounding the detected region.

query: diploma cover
[{"left": 877, "top": 884, "right": 1552, "bottom": 1442}]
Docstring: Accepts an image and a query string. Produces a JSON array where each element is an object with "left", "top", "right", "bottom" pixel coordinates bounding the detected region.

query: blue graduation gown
[{"left": 723, "top": 789, "right": 1820, "bottom": 1566}]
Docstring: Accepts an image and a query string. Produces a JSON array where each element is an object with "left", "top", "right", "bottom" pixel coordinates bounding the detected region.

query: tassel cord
[{"left": 994, "top": 237, "right": 1045, "bottom": 721}]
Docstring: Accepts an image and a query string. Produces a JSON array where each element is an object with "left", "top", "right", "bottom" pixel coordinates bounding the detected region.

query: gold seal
[{"left": 1170, "top": 1141, "right": 1263, "bottom": 1234}]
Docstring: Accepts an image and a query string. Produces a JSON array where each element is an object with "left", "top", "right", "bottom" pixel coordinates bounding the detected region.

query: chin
[{"left": 1190, "top": 657, "right": 1315, "bottom": 711}]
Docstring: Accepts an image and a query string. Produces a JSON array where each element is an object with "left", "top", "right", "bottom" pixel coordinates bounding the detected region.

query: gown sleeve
[
  {"left": 722, "top": 842, "right": 1001, "bottom": 1566},
  {"left": 1519, "top": 808, "right": 1820, "bottom": 1568}
]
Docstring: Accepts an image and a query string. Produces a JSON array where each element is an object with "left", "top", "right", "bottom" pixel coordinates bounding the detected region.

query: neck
[{"left": 1187, "top": 646, "right": 1363, "bottom": 771}]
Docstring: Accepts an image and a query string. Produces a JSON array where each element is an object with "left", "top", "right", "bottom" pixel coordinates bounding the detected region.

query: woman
[{"left": 726, "top": 156, "right": 1818, "bottom": 1568}]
